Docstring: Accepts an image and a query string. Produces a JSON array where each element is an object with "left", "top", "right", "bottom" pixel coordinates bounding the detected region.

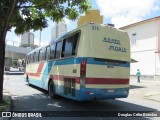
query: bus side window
[
  {"left": 39, "top": 49, "right": 43, "bottom": 61},
  {"left": 27, "top": 56, "right": 29, "bottom": 64},
  {"left": 42, "top": 48, "right": 46, "bottom": 60},
  {"left": 50, "top": 44, "right": 55, "bottom": 59},
  {"left": 61, "top": 39, "right": 66, "bottom": 58},
  {"left": 30, "top": 54, "right": 32, "bottom": 63},
  {"left": 32, "top": 54, "right": 34, "bottom": 63},
  {"left": 46, "top": 46, "right": 50, "bottom": 60},
  {"left": 27, "top": 55, "right": 30, "bottom": 64},
  {"left": 25, "top": 56, "right": 28, "bottom": 64},
  {"left": 73, "top": 33, "right": 80, "bottom": 55},
  {"left": 55, "top": 41, "right": 62, "bottom": 59},
  {"left": 33, "top": 52, "right": 36, "bottom": 63},
  {"left": 36, "top": 51, "right": 39, "bottom": 62},
  {"left": 63, "top": 36, "right": 74, "bottom": 57}
]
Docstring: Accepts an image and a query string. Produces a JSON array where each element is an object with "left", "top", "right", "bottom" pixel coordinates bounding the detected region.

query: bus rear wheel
[
  {"left": 48, "top": 80, "right": 57, "bottom": 98},
  {"left": 26, "top": 75, "right": 30, "bottom": 86}
]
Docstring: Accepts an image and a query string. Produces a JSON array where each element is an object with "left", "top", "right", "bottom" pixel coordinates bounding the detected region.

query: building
[
  {"left": 21, "top": 32, "right": 34, "bottom": 46},
  {"left": 51, "top": 22, "right": 68, "bottom": 40},
  {"left": 120, "top": 16, "right": 160, "bottom": 77},
  {"left": 78, "top": 10, "right": 103, "bottom": 27}
]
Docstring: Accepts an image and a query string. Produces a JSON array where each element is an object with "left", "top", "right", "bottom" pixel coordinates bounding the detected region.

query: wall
[
  {"left": 4, "top": 57, "right": 12, "bottom": 71},
  {"left": 131, "top": 50, "right": 155, "bottom": 76},
  {"left": 5, "top": 45, "right": 33, "bottom": 59},
  {"left": 126, "top": 21, "right": 157, "bottom": 51},
  {"left": 157, "top": 20, "right": 160, "bottom": 51},
  {"left": 122, "top": 20, "right": 159, "bottom": 76},
  {"left": 155, "top": 53, "right": 160, "bottom": 75}
]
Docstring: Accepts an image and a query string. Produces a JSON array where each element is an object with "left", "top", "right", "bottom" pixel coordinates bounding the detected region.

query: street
[{"left": 3, "top": 75, "right": 160, "bottom": 120}]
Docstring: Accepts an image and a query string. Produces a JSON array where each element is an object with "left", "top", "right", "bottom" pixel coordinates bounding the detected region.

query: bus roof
[
  {"left": 26, "top": 22, "right": 127, "bottom": 56},
  {"left": 50, "top": 22, "right": 126, "bottom": 44},
  {"left": 26, "top": 45, "right": 47, "bottom": 55}
]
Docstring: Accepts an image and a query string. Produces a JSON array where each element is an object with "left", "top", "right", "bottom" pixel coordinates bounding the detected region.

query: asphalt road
[{"left": 3, "top": 75, "right": 160, "bottom": 120}]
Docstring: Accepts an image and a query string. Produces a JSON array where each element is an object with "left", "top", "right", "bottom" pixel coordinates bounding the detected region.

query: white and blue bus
[{"left": 25, "top": 23, "right": 130, "bottom": 101}]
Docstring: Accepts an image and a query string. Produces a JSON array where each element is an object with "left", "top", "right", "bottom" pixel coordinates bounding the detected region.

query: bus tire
[
  {"left": 48, "top": 80, "right": 57, "bottom": 98},
  {"left": 26, "top": 75, "right": 30, "bottom": 86}
]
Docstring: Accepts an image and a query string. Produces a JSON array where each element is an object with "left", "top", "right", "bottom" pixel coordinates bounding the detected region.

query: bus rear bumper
[{"left": 75, "top": 86, "right": 129, "bottom": 101}]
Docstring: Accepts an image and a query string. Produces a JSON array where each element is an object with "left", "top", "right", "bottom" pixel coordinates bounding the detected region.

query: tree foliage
[
  {"left": 0, "top": 0, "right": 92, "bottom": 103},
  {"left": 1, "top": 0, "right": 92, "bottom": 34}
]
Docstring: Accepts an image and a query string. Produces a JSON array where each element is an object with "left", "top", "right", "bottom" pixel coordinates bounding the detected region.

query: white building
[
  {"left": 120, "top": 16, "right": 160, "bottom": 77},
  {"left": 51, "top": 22, "right": 68, "bottom": 40},
  {"left": 21, "top": 32, "right": 34, "bottom": 45}
]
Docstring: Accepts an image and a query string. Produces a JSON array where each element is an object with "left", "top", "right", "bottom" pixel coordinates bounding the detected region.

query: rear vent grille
[{"left": 94, "top": 58, "right": 126, "bottom": 64}]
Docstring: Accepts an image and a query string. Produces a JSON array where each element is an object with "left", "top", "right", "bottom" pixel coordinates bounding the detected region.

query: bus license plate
[{"left": 107, "top": 89, "right": 114, "bottom": 93}]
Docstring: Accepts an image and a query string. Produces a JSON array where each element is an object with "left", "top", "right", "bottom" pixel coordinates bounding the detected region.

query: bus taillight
[{"left": 80, "top": 59, "right": 86, "bottom": 75}]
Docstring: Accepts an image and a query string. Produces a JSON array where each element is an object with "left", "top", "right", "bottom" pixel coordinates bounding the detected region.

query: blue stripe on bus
[
  {"left": 57, "top": 85, "right": 129, "bottom": 101},
  {"left": 28, "top": 78, "right": 129, "bottom": 101},
  {"left": 53, "top": 57, "right": 130, "bottom": 68},
  {"left": 28, "top": 78, "right": 42, "bottom": 88},
  {"left": 77, "top": 86, "right": 129, "bottom": 100}
]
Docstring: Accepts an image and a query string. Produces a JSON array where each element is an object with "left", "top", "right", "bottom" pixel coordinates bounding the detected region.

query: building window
[{"left": 131, "top": 33, "right": 137, "bottom": 45}]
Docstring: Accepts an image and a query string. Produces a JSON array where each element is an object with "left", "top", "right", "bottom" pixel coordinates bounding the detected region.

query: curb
[
  {"left": 4, "top": 71, "right": 24, "bottom": 75},
  {"left": 144, "top": 94, "right": 160, "bottom": 102},
  {"left": 144, "top": 97, "right": 160, "bottom": 102}
]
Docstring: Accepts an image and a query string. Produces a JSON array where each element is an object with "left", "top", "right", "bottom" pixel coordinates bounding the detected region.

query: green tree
[{"left": 0, "top": 0, "right": 91, "bottom": 103}]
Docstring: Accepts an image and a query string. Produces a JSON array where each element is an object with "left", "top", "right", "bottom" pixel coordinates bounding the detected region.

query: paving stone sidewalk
[{"left": 130, "top": 77, "right": 160, "bottom": 102}]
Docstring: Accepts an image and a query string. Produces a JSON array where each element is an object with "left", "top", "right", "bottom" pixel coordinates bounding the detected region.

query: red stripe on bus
[
  {"left": 50, "top": 75, "right": 80, "bottom": 84},
  {"left": 51, "top": 75, "right": 64, "bottom": 80},
  {"left": 27, "top": 63, "right": 44, "bottom": 77},
  {"left": 86, "top": 78, "right": 129, "bottom": 84},
  {"left": 27, "top": 73, "right": 41, "bottom": 77},
  {"left": 36, "top": 62, "right": 44, "bottom": 73},
  {"left": 50, "top": 75, "right": 129, "bottom": 84}
]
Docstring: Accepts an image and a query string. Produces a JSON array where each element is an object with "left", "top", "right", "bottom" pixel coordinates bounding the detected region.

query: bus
[{"left": 25, "top": 23, "right": 130, "bottom": 101}]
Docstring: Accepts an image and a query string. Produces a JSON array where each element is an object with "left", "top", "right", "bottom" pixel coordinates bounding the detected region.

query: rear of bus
[{"left": 76, "top": 23, "right": 130, "bottom": 100}]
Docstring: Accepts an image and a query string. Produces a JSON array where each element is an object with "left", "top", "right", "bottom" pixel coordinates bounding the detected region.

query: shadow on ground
[
  {"left": 129, "top": 85, "right": 146, "bottom": 89},
  {"left": 9, "top": 83, "right": 158, "bottom": 120}
]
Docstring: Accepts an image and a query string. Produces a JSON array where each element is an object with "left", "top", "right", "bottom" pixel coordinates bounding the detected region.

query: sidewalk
[{"left": 130, "top": 77, "right": 160, "bottom": 102}]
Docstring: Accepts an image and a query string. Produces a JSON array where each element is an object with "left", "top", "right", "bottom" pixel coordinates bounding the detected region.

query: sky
[{"left": 6, "top": 0, "right": 160, "bottom": 47}]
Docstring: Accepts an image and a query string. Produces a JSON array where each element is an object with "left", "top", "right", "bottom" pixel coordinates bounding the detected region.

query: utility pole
[{"left": 39, "top": 30, "right": 41, "bottom": 47}]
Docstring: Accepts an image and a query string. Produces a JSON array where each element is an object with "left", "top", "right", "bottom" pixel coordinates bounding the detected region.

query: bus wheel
[
  {"left": 48, "top": 80, "right": 56, "bottom": 98},
  {"left": 26, "top": 76, "right": 30, "bottom": 86}
]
